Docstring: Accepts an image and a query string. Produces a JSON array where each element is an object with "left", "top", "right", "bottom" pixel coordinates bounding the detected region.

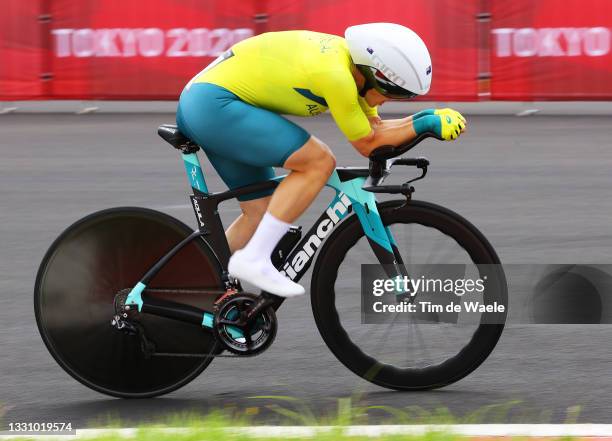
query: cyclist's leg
[
  {"left": 225, "top": 197, "right": 271, "bottom": 253},
  {"left": 177, "top": 83, "right": 329, "bottom": 296},
  {"left": 218, "top": 136, "right": 335, "bottom": 249},
  {"left": 204, "top": 149, "right": 273, "bottom": 251},
  {"left": 267, "top": 136, "right": 336, "bottom": 222},
  {"left": 229, "top": 136, "right": 335, "bottom": 296}
]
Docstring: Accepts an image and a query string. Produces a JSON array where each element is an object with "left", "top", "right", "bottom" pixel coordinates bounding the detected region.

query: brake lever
[
  {"left": 397, "top": 160, "right": 429, "bottom": 209},
  {"left": 406, "top": 163, "right": 428, "bottom": 184}
]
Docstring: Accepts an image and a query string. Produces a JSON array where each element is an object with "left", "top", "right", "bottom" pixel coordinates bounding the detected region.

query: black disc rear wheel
[
  {"left": 34, "top": 207, "right": 223, "bottom": 398},
  {"left": 311, "top": 200, "right": 507, "bottom": 390}
]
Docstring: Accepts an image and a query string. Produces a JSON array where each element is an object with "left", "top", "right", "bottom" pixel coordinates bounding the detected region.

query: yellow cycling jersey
[{"left": 192, "top": 30, "right": 377, "bottom": 141}]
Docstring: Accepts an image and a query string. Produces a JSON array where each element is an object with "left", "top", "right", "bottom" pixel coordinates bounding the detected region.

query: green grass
[
  {"left": 2, "top": 411, "right": 465, "bottom": 441},
  {"left": 224, "top": 396, "right": 582, "bottom": 425},
  {"left": 2, "top": 433, "right": 463, "bottom": 441},
  {"left": 82, "top": 428, "right": 465, "bottom": 441},
  {"left": 0, "top": 397, "right": 584, "bottom": 441}
]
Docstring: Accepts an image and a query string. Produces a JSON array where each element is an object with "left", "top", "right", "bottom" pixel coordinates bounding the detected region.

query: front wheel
[
  {"left": 311, "top": 200, "right": 507, "bottom": 390},
  {"left": 34, "top": 207, "right": 224, "bottom": 398}
]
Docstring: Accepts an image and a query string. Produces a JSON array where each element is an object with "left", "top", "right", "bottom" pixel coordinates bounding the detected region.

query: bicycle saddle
[{"left": 157, "top": 124, "right": 200, "bottom": 153}]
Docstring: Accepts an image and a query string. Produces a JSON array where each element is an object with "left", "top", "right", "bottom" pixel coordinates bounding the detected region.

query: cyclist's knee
[
  {"left": 319, "top": 158, "right": 335, "bottom": 181},
  {"left": 317, "top": 143, "right": 337, "bottom": 176},
  {"left": 285, "top": 136, "right": 336, "bottom": 177},
  {"left": 307, "top": 144, "right": 335, "bottom": 181}
]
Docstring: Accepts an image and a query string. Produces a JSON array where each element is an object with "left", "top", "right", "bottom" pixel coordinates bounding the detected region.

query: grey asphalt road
[{"left": 1, "top": 114, "right": 611, "bottom": 428}]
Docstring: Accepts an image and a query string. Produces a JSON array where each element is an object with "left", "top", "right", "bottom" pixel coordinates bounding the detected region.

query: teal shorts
[{"left": 176, "top": 82, "right": 311, "bottom": 201}]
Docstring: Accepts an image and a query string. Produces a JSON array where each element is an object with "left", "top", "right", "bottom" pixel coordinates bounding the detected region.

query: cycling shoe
[{"left": 228, "top": 250, "right": 305, "bottom": 297}]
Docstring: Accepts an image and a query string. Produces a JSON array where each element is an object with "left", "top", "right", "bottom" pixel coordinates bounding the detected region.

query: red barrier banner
[
  {"left": 46, "top": 0, "right": 255, "bottom": 99},
  {"left": 490, "top": 0, "right": 612, "bottom": 100},
  {"left": 265, "top": 0, "right": 480, "bottom": 101},
  {"left": 1, "top": 0, "right": 480, "bottom": 101},
  {"left": 4, "top": 0, "right": 610, "bottom": 101},
  {"left": 0, "top": 1, "right": 45, "bottom": 99}
]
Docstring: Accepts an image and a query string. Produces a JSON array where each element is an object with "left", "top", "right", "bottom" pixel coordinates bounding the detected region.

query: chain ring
[{"left": 213, "top": 292, "right": 277, "bottom": 356}]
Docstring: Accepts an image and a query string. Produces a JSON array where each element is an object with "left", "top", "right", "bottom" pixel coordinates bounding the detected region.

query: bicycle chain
[{"left": 111, "top": 288, "right": 269, "bottom": 358}]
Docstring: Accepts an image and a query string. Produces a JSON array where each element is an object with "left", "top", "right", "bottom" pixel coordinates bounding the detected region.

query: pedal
[{"left": 244, "top": 292, "right": 276, "bottom": 324}]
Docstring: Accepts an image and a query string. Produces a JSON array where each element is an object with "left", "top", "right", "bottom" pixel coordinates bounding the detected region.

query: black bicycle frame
[{"left": 123, "top": 146, "right": 403, "bottom": 331}]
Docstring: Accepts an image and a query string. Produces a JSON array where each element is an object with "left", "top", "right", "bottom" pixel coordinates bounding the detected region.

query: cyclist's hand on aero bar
[
  {"left": 412, "top": 108, "right": 467, "bottom": 141},
  {"left": 436, "top": 111, "right": 466, "bottom": 141}
]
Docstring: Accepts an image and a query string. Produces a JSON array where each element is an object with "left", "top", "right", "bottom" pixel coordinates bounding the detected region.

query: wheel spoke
[{"left": 315, "top": 201, "right": 506, "bottom": 389}]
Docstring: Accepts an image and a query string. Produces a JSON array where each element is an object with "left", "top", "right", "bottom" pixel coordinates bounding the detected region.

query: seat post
[
  {"left": 156, "top": 123, "right": 232, "bottom": 268},
  {"left": 182, "top": 152, "right": 208, "bottom": 193},
  {"left": 157, "top": 124, "right": 208, "bottom": 193}
]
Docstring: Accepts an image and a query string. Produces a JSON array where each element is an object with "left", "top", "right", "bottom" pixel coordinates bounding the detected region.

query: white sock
[{"left": 240, "top": 212, "right": 290, "bottom": 261}]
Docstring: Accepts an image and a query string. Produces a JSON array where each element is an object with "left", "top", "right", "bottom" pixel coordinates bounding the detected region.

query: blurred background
[
  {"left": 1, "top": 0, "right": 612, "bottom": 429},
  {"left": 1, "top": 0, "right": 611, "bottom": 102}
]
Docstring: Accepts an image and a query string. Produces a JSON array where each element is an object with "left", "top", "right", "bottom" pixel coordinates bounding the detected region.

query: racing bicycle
[{"left": 34, "top": 124, "right": 507, "bottom": 398}]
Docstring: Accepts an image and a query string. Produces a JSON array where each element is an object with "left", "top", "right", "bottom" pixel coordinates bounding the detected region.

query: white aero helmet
[{"left": 345, "top": 23, "right": 432, "bottom": 99}]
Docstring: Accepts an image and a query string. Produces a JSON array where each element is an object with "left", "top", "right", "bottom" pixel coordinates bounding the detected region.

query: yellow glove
[
  {"left": 435, "top": 108, "right": 466, "bottom": 125},
  {"left": 436, "top": 112, "right": 466, "bottom": 141},
  {"left": 412, "top": 108, "right": 467, "bottom": 141}
]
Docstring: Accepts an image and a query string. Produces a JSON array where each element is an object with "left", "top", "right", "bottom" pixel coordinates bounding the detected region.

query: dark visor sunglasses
[{"left": 363, "top": 66, "right": 418, "bottom": 100}]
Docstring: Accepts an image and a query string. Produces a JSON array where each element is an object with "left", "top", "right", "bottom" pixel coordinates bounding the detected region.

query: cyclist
[{"left": 176, "top": 23, "right": 466, "bottom": 298}]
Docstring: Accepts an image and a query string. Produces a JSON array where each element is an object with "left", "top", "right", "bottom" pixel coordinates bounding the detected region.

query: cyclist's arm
[
  {"left": 315, "top": 72, "right": 415, "bottom": 156},
  {"left": 381, "top": 108, "right": 466, "bottom": 128},
  {"left": 316, "top": 72, "right": 466, "bottom": 156},
  {"left": 328, "top": 92, "right": 420, "bottom": 157},
  {"left": 351, "top": 120, "right": 419, "bottom": 157},
  {"left": 315, "top": 73, "right": 373, "bottom": 142},
  {"left": 354, "top": 109, "right": 468, "bottom": 156},
  {"left": 368, "top": 116, "right": 382, "bottom": 127},
  {"left": 359, "top": 96, "right": 383, "bottom": 128}
]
